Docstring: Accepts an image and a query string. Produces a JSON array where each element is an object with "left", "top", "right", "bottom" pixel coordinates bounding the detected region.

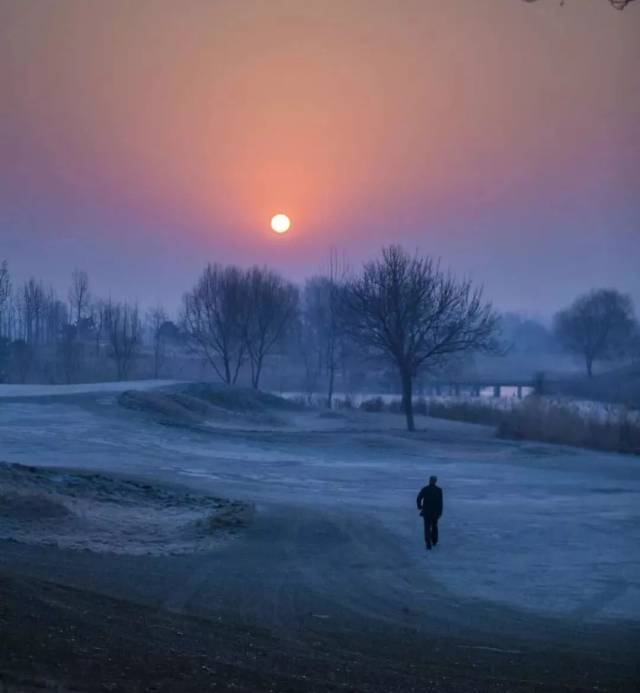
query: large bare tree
[
  {"left": 103, "top": 301, "right": 141, "bottom": 380},
  {"left": 243, "top": 267, "right": 298, "bottom": 389},
  {"left": 553, "top": 289, "right": 636, "bottom": 377},
  {"left": 343, "top": 246, "right": 499, "bottom": 431},
  {"left": 183, "top": 264, "right": 248, "bottom": 385}
]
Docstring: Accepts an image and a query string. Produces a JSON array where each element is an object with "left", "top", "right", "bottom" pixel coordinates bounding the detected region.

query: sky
[{"left": 1, "top": 0, "right": 639, "bottom": 318}]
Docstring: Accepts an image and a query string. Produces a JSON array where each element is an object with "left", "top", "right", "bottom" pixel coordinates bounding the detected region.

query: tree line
[
  {"left": 0, "top": 247, "right": 638, "bottom": 431},
  {"left": 0, "top": 263, "right": 147, "bottom": 383}
]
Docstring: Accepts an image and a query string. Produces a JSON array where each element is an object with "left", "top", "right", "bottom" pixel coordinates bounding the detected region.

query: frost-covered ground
[
  {"left": 0, "top": 462, "right": 251, "bottom": 555},
  {"left": 0, "top": 382, "right": 638, "bottom": 635}
]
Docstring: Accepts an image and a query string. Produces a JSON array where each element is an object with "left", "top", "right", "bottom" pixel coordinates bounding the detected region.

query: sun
[{"left": 270, "top": 213, "right": 291, "bottom": 234}]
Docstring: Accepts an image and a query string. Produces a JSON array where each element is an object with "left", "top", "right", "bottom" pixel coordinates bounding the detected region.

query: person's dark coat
[{"left": 416, "top": 484, "right": 443, "bottom": 520}]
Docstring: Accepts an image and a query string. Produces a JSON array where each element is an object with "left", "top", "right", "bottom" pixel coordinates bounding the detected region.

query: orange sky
[{"left": 1, "top": 0, "right": 639, "bottom": 313}]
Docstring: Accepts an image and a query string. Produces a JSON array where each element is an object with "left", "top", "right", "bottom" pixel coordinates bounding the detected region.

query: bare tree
[
  {"left": 183, "top": 264, "right": 248, "bottom": 384},
  {"left": 295, "top": 297, "right": 322, "bottom": 400},
  {"left": 69, "top": 270, "right": 90, "bottom": 326},
  {"left": 45, "top": 292, "right": 68, "bottom": 346},
  {"left": 300, "top": 279, "right": 328, "bottom": 401},
  {"left": 0, "top": 262, "right": 10, "bottom": 381},
  {"left": 243, "top": 267, "right": 298, "bottom": 389},
  {"left": 323, "top": 249, "right": 347, "bottom": 408},
  {"left": 20, "top": 279, "right": 44, "bottom": 344},
  {"left": 343, "top": 246, "right": 499, "bottom": 431},
  {"left": 104, "top": 301, "right": 141, "bottom": 380},
  {"left": 297, "top": 250, "right": 349, "bottom": 408},
  {"left": 302, "top": 277, "right": 346, "bottom": 407},
  {"left": 91, "top": 300, "right": 106, "bottom": 359},
  {"left": 146, "top": 305, "right": 168, "bottom": 379},
  {"left": 553, "top": 289, "right": 636, "bottom": 377},
  {"left": 19, "top": 279, "right": 64, "bottom": 349},
  {"left": 0, "top": 261, "right": 11, "bottom": 338}
]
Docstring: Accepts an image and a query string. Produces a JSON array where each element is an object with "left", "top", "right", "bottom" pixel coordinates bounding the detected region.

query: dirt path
[
  {"left": 2, "top": 570, "right": 638, "bottom": 693},
  {"left": 1, "top": 500, "right": 638, "bottom": 692}
]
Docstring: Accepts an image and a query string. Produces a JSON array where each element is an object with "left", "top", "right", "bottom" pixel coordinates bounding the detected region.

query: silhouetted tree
[
  {"left": 296, "top": 293, "right": 323, "bottom": 400},
  {"left": 183, "top": 264, "right": 248, "bottom": 384},
  {"left": 69, "top": 269, "right": 90, "bottom": 325},
  {"left": 297, "top": 249, "right": 350, "bottom": 408},
  {"left": 91, "top": 300, "right": 106, "bottom": 359},
  {"left": 45, "top": 293, "right": 68, "bottom": 346},
  {"left": 553, "top": 289, "right": 636, "bottom": 377},
  {"left": 104, "top": 301, "right": 141, "bottom": 380},
  {"left": 300, "top": 278, "right": 329, "bottom": 401},
  {"left": 146, "top": 305, "right": 168, "bottom": 379},
  {"left": 324, "top": 249, "right": 347, "bottom": 408},
  {"left": 343, "top": 246, "right": 499, "bottom": 431},
  {"left": 243, "top": 267, "right": 298, "bottom": 389},
  {"left": 300, "top": 282, "right": 346, "bottom": 407},
  {"left": 0, "top": 261, "right": 11, "bottom": 338},
  {"left": 20, "top": 278, "right": 45, "bottom": 345}
]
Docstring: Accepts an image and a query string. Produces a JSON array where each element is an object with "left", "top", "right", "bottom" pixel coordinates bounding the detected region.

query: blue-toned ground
[{"left": 0, "top": 382, "right": 638, "bottom": 691}]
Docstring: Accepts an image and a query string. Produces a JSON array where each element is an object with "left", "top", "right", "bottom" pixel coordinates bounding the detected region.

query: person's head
[{"left": 429, "top": 475, "right": 437, "bottom": 486}]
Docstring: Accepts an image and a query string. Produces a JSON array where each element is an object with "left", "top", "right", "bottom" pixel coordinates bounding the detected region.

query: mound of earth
[
  {"left": 119, "top": 383, "right": 302, "bottom": 428},
  {"left": 0, "top": 462, "right": 252, "bottom": 556},
  {"left": 181, "top": 383, "right": 301, "bottom": 411},
  {"left": 0, "top": 493, "right": 72, "bottom": 521}
]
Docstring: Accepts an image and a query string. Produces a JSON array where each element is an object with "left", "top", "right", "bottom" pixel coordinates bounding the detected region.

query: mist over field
[{"left": 1, "top": 1, "right": 639, "bottom": 692}]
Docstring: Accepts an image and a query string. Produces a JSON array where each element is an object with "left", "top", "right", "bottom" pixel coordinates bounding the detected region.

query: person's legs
[
  {"left": 431, "top": 519, "right": 439, "bottom": 546},
  {"left": 423, "top": 517, "right": 431, "bottom": 549}
]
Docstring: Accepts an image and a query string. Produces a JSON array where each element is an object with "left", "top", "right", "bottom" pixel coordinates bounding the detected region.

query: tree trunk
[
  {"left": 401, "top": 368, "right": 415, "bottom": 432},
  {"left": 252, "top": 356, "right": 263, "bottom": 389},
  {"left": 223, "top": 355, "right": 232, "bottom": 384}
]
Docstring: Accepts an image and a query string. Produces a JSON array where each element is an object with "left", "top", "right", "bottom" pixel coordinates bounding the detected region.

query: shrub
[
  {"left": 388, "top": 398, "right": 404, "bottom": 414},
  {"left": 495, "top": 398, "right": 640, "bottom": 455},
  {"left": 426, "top": 400, "right": 504, "bottom": 426},
  {"left": 337, "top": 396, "right": 353, "bottom": 410},
  {"left": 414, "top": 397, "right": 428, "bottom": 416},
  {"left": 360, "top": 396, "right": 385, "bottom": 412}
]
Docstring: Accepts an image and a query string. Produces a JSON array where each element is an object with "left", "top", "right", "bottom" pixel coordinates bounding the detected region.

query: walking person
[{"left": 417, "top": 476, "right": 443, "bottom": 550}]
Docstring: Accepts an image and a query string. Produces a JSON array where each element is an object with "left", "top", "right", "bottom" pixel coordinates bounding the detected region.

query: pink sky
[{"left": 1, "top": 0, "right": 639, "bottom": 316}]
